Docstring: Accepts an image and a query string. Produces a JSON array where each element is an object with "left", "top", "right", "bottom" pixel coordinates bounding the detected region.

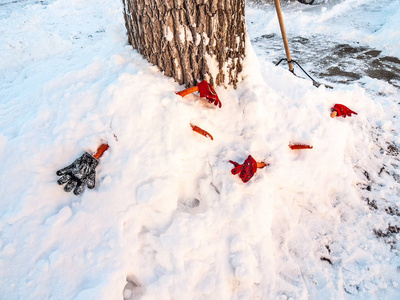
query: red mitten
[
  {"left": 229, "top": 155, "right": 258, "bottom": 183},
  {"left": 331, "top": 104, "right": 357, "bottom": 118},
  {"left": 197, "top": 80, "right": 221, "bottom": 108}
]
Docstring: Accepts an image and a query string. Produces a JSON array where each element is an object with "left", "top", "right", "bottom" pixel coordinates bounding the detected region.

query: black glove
[{"left": 56, "top": 152, "right": 99, "bottom": 195}]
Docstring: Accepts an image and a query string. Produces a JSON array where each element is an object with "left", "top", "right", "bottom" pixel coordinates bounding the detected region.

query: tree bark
[{"left": 122, "top": 0, "right": 246, "bottom": 88}]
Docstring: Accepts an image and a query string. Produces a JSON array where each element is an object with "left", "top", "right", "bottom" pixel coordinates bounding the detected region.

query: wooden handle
[
  {"left": 176, "top": 86, "right": 199, "bottom": 97},
  {"left": 274, "top": 0, "right": 294, "bottom": 72},
  {"left": 93, "top": 143, "right": 109, "bottom": 159}
]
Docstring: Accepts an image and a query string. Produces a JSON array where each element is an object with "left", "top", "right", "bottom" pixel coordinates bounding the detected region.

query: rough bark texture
[{"left": 122, "top": 0, "right": 246, "bottom": 88}]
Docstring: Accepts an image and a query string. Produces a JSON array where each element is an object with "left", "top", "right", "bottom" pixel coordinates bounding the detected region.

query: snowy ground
[{"left": 1, "top": 0, "right": 400, "bottom": 299}]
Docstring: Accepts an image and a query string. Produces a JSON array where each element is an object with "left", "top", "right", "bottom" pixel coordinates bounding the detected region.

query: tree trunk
[{"left": 122, "top": 0, "right": 246, "bottom": 88}]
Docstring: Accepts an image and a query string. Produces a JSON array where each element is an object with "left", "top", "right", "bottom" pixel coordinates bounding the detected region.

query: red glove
[
  {"left": 331, "top": 104, "right": 357, "bottom": 118},
  {"left": 229, "top": 155, "right": 258, "bottom": 183},
  {"left": 197, "top": 80, "right": 221, "bottom": 108}
]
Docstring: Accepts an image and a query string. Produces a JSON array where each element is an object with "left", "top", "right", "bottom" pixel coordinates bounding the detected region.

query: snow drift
[{"left": 0, "top": 0, "right": 399, "bottom": 299}]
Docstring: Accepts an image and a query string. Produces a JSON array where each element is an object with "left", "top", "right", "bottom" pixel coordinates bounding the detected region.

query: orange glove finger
[
  {"left": 176, "top": 86, "right": 199, "bottom": 97},
  {"left": 190, "top": 124, "right": 214, "bottom": 140},
  {"left": 93, "top": 143, "right": 109, "bottom": 159}
]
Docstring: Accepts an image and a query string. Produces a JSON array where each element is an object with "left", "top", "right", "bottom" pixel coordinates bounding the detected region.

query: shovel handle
[
  {"left": 274, "top": 0, "right": 294, "bottom": 72},
  {"left": 93, "top": 143, "right": 109, "bottom": 159},
  {"left": 176, "top": 86, "right": 199, "bottom": 97}
]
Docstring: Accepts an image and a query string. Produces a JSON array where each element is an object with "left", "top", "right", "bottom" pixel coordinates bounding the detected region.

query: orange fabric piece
[
  {"left": 256, "top": 162, "right": 268, "bottom": 168},
  {"left": 191, "top": 124, "right": 214, "bottom": 140},
  {"left": 289, "top": 143, "right": 313, "bottom": 150},
  {"left": 176, "top": 86, "right": 199, "bottom": 97},
  {"left": 93, "top": 143, "right": 109, "bottom": 159}
]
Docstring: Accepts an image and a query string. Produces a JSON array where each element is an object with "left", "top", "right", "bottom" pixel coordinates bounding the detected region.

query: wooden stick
[{"left": 274, "top": 0, "right": 294, "bottom": 72}]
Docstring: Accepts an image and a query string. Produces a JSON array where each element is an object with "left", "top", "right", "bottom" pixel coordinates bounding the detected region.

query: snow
[
  {"left": 165, "top": 26, "right": 173, "bottom": 42},
  {"left": 1, "top": 0, "right": 400, "bottom": 299}
]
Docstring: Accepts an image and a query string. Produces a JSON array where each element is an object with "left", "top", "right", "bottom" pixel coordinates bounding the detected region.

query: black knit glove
[{"left": 56, "top": 152, "right": 99, "bottom": 195}]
